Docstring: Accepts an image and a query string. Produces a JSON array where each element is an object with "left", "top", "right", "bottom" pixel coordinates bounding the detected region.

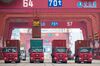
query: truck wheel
[
  {"left": 30, "top": 60, "right": 34, "bottom": 63},
  {"left": 52, "top": 59, "right": 54, "bottom": 63},
  {"left": 75, "top": 61, "right": 77, "bottom": 63},
  {"left": 15, "top": 61, "right": 18, "bottom": 63},
  {"left": 52, "top": 59, "right": 56, "bottom": 63},
  {"left": 75, "top": 57, "right": 78, "bottom": 63},
  {"left": 87, "top": 61, "right": 92, "bottom": 64},
  {"left": 40, "top": 61, "right": 44, "bottom": 63},
  {"left": 54, "top": 61, "right": 56, "bottom": 63},
  {"left": 16, "top": 59, "right": 20, "bottom": 63},
  {"left": 78, "top": 61, "right": 81, "bottom": 63},
  {"left": 30, "top": 61, "right": 32, "bottom": 63},
  {"left": 63, "top": 61, "right": 67, "bottom": 63},
  {"left": 52, "top": 61, "right": 56, "bottom": 63},
  {"left": 89, "top": 62, "right": 92, "bottom": 64},
  {"left": 16, "top": 60, "right": 20, "bottom": 63},
  {"left": 5, "top": 61, "right": 9, "bottom": 63},
  {"left": 18, "top": 60, "right": 20, "bottom": 63},
  {"left": 75, "top": 57, "right": 81, "bottom": 63}
]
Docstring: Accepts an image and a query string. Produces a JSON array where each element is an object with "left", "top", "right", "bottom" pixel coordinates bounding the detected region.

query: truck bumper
[
  {"left": 79, "top": 58, "right": 92, "bottom": 63},
  {"left": 30, "top": 57, "right": 44, "bottom": 63},
  {"left": 54, "top": 58, "right": 67, "bottom": 63},
  {"left": 4, "top": 58, "right": 18, "bottom": 63}
]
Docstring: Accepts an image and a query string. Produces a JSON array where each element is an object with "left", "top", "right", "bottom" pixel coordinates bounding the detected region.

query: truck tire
[
  {"left": 52, "top": 61, "right": 56, "bottom": 63},
  {"left": 75, "top": 60, "right": 77, "bottom": 63},
  {"left": 52, "top": 59, "right": 54, "bottom": 63},
  {"left": 15, "top": 56, "right": 20, "bottom": 63},
  {"left": 75, "top": 56, "right": 81, "bottom": 63},
  {"left": 89, "top": 62, "right": 92, "bottom": 64},
  {"left": 87, "top": 61, "right": 92, "bottom": 64},
  {"left": 63, "top": 61, "right": 67, "bottom": 63},
  {"left": 40, "top": 61, "right": 44, "bottom": 63},
  {"left": 30, "top": 61, "right": 33, "bottom": 63},
  {"left": 15, "top": 61, "right": 18, "bottom": 63},
  {"left": 52, "top": 60, "right": 56, "bottom": 63},
  {"left": 18, "top": 60, "right": 20, "bottom": 63},
  {"left": 16, "top": 60, "right": 20, "bottom": 63},
  {"left": 5, "top": 61, "right": 9, "bottom": 63},
  {"left": 78, "top": 61, "right": 81, "bottom": 63},
  {"left": 16, "top": 58, "right": 20, "bottom": 63},
  {"left": 30, "top": 60, "right": 34, "bottom": 63},
  {"left": 75, "top": 57, "right": 78, "bottom": 63}
]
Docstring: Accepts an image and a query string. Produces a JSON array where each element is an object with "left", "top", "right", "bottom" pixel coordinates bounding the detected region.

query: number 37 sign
[{"left": 48, "top": 0, "right": 62, "bottom": 7}]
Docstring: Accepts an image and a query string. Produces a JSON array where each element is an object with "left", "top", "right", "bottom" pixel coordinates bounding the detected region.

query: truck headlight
[
  {"left": 31, "top": 57, "right": 33, "bottom": 60},
  {"left": 64, "top": 57, "right": 67, "bottom": 60},
  {"left": 15, "top": 57, "right": 18, "bottom": 60},
  {"left": 4, "top": 57, "right": 7, "bottom": 60},
  {"left": 54, "top": 57, "right": 57, "bottom": 60},
  {"left": 90, "top": 58, "right": 92, "bottom": 60},
  {"left": 41, "top": 57, "right": 44, "bottom": 60},
  {"left": 79, "top": 57, "right": 81, "bottom": 59}
]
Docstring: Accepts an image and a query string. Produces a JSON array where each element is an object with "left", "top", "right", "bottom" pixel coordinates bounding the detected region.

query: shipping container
[
  {"left": 75, "top": 40, "right": 91, "bottom": 55},
  {"left": 30, "top": 39, "right": 43, "bottom": 48},
  {"left": 29, "top": 39, "right": 44, "bottom": 63},
  {"left": 32, "top": 26, "right": 41, "bottom": 38},
  {"left": 6, "top": 40, "right": 20, "bottom": 49},
  {"left": 75, "top": 40, "right": 93, "bottom": 63},
  {"left": 52, "top": 40, "right": 67, "bottom": 63},
  {"left": 52, "top": 40, "right": 66, "bottom": 48},
  {"left": 3, "top": 40, "right": 20, "bottom": 63}
]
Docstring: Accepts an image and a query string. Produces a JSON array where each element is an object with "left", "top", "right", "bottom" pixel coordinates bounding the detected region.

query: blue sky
[{"left": 69, "top": 29, "right": 83, "bottom": 54}]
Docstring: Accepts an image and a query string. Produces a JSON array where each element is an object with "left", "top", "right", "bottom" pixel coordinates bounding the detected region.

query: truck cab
[
  {"left": 52, "top": 47, "right": 67, "bottom": 63},
  {"left": 75, "top": 47, "right": 93, "bottom": 63},
  {"left": 2, "top": 47, "right": 20, "bottom": 63},
  {"left": 29, "top": 47, "right": 44, "bottom": 63}
]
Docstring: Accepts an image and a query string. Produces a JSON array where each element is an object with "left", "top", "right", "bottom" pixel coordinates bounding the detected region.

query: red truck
[
  {"left": 75, "top": 40, "right": 93, "bottom": 63},
  {"left": 29, "top": 39, "right": 44, "bottom": 63},
  {"left": 51, "top": 40, "right": 67, "bottom": 63},
  {"left": 2, "top": 40, "right": 20, "bottom": 63}
]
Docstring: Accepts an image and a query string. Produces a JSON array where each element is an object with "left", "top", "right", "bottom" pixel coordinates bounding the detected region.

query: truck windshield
[
  {"left": 80, "top": 48, "right": 92, "bottom": 53},
  {"left": 55, "top": 48, "right": 66, "bottom": 53},
  {"left": 3, "top": 48, "right": 17, "bottom": 53},
  {"left": 31, "top": 48, "right": 43, "bottom": 52}
]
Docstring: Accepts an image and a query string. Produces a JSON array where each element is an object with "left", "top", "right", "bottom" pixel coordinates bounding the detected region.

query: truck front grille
[
  {"left": 35, "top": 54, "right": 39, "bottom": 57},
  {"left": 83, "top": 55, "right": 88, "bottom": 60}
]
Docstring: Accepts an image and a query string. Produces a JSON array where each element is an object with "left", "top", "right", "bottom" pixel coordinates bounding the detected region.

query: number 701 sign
[
  {"left": 23, "top": 0, "right": 33, "bottom": 7},
  {"left": 48, "top": 0, "right": 62, "bottom": 7}
]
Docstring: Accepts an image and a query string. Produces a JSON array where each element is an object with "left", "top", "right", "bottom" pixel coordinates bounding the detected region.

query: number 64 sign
[{"left": 23, "top": 0, "right": 33, "bottom": 7}]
